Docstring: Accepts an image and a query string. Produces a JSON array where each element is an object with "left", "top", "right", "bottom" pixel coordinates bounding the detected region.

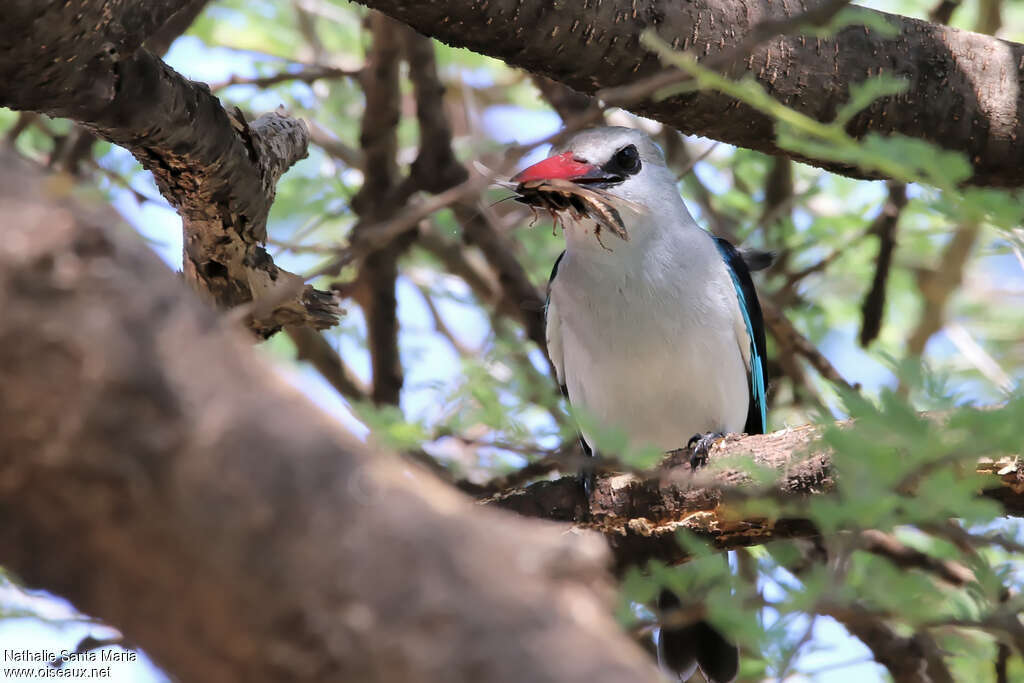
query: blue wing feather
[{"left": 714, "top": 238, "right": 768, "bottom": 435}]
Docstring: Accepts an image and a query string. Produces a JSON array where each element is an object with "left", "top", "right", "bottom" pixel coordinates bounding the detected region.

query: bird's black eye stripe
[{"left": 604, "top": 144, "right": 641, "bottom": 176}]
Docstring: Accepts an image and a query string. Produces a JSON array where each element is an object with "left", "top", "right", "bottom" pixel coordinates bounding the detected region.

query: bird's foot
[{"left": 687, "top": 431, "right": 725, "bottom": 470}]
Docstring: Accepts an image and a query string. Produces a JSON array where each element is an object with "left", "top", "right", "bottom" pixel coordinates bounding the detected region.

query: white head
[{"left": 511, "top": 126, "right": 691, "bottom": 251}]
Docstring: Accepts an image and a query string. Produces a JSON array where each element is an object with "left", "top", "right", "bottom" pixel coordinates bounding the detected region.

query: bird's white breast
[{"left": 549, "top": 222, "right": 749, "bottom": 454}]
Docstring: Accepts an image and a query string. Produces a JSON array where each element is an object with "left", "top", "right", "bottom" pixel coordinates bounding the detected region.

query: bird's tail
[{"left": 657, "top": 590, "right": 739, "bottom": 683}]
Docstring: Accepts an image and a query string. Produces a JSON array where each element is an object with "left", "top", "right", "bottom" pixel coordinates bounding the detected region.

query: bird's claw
[{"left": 687, "top": 431, "right": 725, "bottom": 470}]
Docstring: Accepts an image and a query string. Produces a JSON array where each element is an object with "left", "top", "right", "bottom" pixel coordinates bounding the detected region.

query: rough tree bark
[
  {"left": 0, "top": 150, "right": 661, "bottom": 683},
  {"left": 353, "top": 0, "right": 1024, "bottom": 186},
  {"left": 488, "top": 426, "right": 1024, "bottom": 573},
  {"left": 1, "top": 1, "right": 340, "bottom": 336}
]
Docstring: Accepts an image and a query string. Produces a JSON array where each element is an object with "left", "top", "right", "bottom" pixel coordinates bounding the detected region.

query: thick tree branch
[
  {"left": 2, "top": 1, "right": 340, "bottom": 336},
  {"left": 0, "top": 151, "right": 662, "bottom": 683},
  {"left": 355, "top": 0, "right": 1024, "bottom": 186},
  {"left": 487, "top": 425, "right": 1024, "bottom": 572}
]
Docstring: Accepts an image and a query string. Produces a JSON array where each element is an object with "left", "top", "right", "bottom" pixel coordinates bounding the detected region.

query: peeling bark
[
  {"left": 0, "top": 150, "right": 660, "bottom": 683},
  {"left": 354, "top": 0, "right": 1024, "bottom": 186},
  {"left": 1, "top": 1, "right": 340, "bottom": 336}
]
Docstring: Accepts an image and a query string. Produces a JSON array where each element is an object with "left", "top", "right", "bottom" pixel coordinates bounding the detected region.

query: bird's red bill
[{"left": 511, "top": 152, "right": 596, "bottom": 183}]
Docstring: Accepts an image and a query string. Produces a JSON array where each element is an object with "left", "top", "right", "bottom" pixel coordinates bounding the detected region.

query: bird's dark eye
[{"left": 612, "top": 144, "right": 641, "bottom": 174}]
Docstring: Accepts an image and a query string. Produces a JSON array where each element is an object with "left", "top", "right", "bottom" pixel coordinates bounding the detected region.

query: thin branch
[
  {"left": 675, "top": 141, "right": 720, "bottom": 180},
  {"left": 906, "top": 223, "right": 980, "bottom": 356},
  {"left": 292, "top": 0, "right": 327, "bottom": 63},
  {"left": 859, "top": 182, "right": 908, "bottom": 347},
  {"left": 531, "top": 75, "right": 598, "bottom": 123},
  {"left": 416, "top": 223, "right": 502, "bottom": 305},
  {"left": 663, "top": 133, "right": 740, "bottom": 243},
  {"left": 316, "top": 174, "right": 492, "bottom": 277},
  {"left": 760, "top": 156, "right": 793, "bottom": 228},
  {"left": 211, "top": 64, "right": 359, "bottom": 91},
  {"left": 145, "top": 0, "right": 211, "bottom": 56},
  {"left": 922, "top": 521, "right": 1024, "bottom": 556},
  {"left": 349, "top": 12, "right": 406, "bottom": 406},
  {"left": 976, "top": 0, "right": 1003, "bottom": 36},
  {"left": 858, "top": 529, "right": 974, "bottom": 587},
  {"left": 308, "top": 119, "right": 364, "bottom": 168},
  {"left": 996, "top": 641, "right": 1010, "bottom": 683},
  {"left": 832, "top": 613, "right": 954, "bottom": 683},
  {"left": 456, "top": 451, "right": 570, "bottom": 497},
  {"left": 945, "top": 322, "right": 1015, "bottom": 393},
  {"left": 777, "top": 232, "right": 867, "bottom": 297},
  {"left": 760, "top": 295, "right": 858, "bottom": 393},
  {"left": 286, "top": 326, "right": 369, "bottom": 401},
  {"left": 4, "top": 112, "right": 37, "bottom": 146},
  {"left": 413, "top": 282, "right": 478, "bottom": 357},
  {"left": 929, "top": 0, "right": 961, "bottom": 24}
]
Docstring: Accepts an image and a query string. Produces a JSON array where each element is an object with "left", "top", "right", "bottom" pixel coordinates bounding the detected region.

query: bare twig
[
  {"left": 292, "top": 0, "right": 327, "bottom": 63},
  {"left": 761, "top": 295, "right": 858, "bottom": 393},
  {"left": 859, "top": 182, "right": 907, "bottom": 347},
  {"left": 531, "top": 75, "right": 598, "bottom": 122},
  {"left": 145, "top": 0, "right": 211, "bottom": 56},
  {"left": 4, "top": 112, "right": 37, "bottom": 146},
  {"left": 906, "top": 223, "right": 980, "bottom": 357},
  {"left": 761, "top": 156, "right": 793, "bottom": 228},
  {"left": 976, "top": 0, "right": 1003, "bottom": 35},
  {"left": 945, "top": 323, "right": 1015, "bottom": 393},
  {"left": 308, "top": 119, "right": 364, "bottom": 168},
  {"left": 413, "top": 282, "right": 478, "bottom": 357},
  {"left": 315, "top": 174, "right": 492, "bottom": 277},
  {"left": 858, "top": 529, "right": 975, "bottom": 587},
  {"left": 675, "top": 141, "right": 719, "bottom": 180},
  {"left": 286, "top": 326, "right": 369, "bottom": 401},
  {"left": 929, "top": 0, "right": 961, "bottom": 25},
  {"left": 831, "top": 613, "right": 954, "bottom": 683},
  {"left": 668, "top": 135, "right": 741, "bottom": 243},
  {"left": 457, "top": 451, "right": 571, "bottom": 497},
  {"left": 211, "top": 64, "right": 359, "bottom": 91},
  {"left": 349, "top": 12, "right": 406, "bottom": 406},
  {"left": 922, "top": 521, "right": 1024, "bottom": 556},
  {"left": 996, "top": 640, "right": 1010, "bottom": 683}
]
